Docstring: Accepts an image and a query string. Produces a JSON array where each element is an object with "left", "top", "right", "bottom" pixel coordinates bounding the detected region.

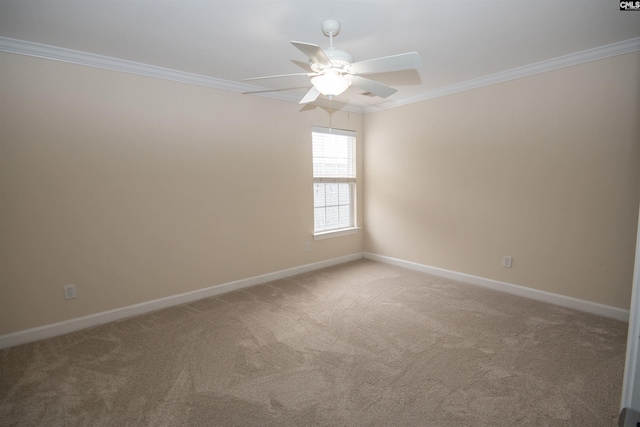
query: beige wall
[
  {"left": 1, "top": 49, "right": 638, "bottom": 337},
  {"left": 0, "top": 52, "right": 363, "bottom": 335},
  {"left": 364, "top": 52, "right": 640, "bottom": 310}
]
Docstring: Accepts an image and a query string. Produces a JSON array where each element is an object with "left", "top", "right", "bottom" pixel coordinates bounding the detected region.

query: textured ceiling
[{"left": 1, "top": 1, "right": 639, "bottom": 110}]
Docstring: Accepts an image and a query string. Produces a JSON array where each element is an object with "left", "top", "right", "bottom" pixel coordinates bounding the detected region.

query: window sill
[{"left": 313, "top": 227, "right": 361, "bottom": 240}]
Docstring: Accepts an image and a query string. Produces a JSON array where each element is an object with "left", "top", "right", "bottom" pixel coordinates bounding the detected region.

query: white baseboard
[
  {"left": 364, "top": 252, "right": 629, "bottom": 322},
  {"left": 3, "top": 251, "right": 626, "bottom": 350},
  {"left": 0, "top": 252, "right": 364, "bottom": 350}
]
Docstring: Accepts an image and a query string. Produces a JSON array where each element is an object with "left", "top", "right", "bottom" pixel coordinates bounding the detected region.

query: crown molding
[
  {"left": 365, "top": 36, "right": 640, "bottom": 113},
  {"left": 2, "top": 36, "right": 638, "bottom": 115},
  {"left": 0, "top": 37, "right": 260, "bottom": 93},
  {"left": 0, "top": 36, "right": 367, "bottom": 114}
]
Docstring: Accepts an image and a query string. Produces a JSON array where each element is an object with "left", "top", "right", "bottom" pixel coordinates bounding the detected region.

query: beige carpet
[{"left": 0, "top": 260, "right": 628, "bottom": 426}]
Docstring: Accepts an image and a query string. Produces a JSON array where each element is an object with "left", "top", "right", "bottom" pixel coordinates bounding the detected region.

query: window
[{"left": 312, "top": 126, "right": 357, "bottom": 235}]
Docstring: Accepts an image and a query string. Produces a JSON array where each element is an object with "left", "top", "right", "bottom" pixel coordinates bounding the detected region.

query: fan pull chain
[{"left": 329, "top": 96, "right": 333, "bottom": 132}]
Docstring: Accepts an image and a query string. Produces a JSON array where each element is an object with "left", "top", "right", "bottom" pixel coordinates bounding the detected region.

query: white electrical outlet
[
  {"left": 64, "top": 284, "right": 77, "bottom": 300},
  {"left": 305, "top": 242, "right": 311, "bottom": 252},
  {"left": 502, "top": 256, "right": 512, "bottom": 268}
]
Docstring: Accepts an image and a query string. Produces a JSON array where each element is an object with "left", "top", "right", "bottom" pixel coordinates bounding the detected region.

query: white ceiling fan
[{"left": 244, "top": 19, "right": 423, "bottom": 104}]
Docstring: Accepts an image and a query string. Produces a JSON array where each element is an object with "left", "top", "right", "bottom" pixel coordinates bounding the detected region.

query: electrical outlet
[
  {"left": 305, "top": 241, "right": 311, "bottom": 252},
  {"left": 502, "top": 256, "right": 512, "bottom": 268},
  {"left": 64, "top": 284, "right": 77, "bottom": 300}
]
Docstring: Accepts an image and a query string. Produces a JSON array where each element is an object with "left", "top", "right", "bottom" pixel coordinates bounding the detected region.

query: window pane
[
  {"left": 313, "top": 184, "right": 325, "bottom": 208},
  {"left": 325, "top": 206, "right": 339, "bottom": 230},
  {"left": 313, "top": 182, "right": 354, "bottom": 233},
  {"left": 339, "top": 205, "right": 351, "bottom": 228},
  {"left": 325, "top": 183, "right": 339, "bottom": 206},
  {"left": 338, "top": 184, "right": 349, "bottom": 205},
  {"left": 314, "top": 207, "right": 326, "bottom": 231}
]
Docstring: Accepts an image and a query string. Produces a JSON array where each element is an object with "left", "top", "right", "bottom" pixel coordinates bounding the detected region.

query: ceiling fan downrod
[{"left": 321, "top": 19, "right": 341, "bottom": 49}]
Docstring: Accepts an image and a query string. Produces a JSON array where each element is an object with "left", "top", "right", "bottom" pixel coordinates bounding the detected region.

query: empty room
[{"left": 1, "top": 1, "right": 640, "bottom": 425}]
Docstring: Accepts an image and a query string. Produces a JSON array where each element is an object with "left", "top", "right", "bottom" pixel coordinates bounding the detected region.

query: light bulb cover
[{"left": 310, "top": 71, "right": 351, "bottom": 97}]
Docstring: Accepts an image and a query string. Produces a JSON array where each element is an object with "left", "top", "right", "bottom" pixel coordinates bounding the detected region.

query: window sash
[
  {"left": 313, "top": 177, "right": 356, "bottom": 183},
  {"left": 312, "top": 127, "right": 356, "bottom": 179},
  {"left": 313, "top": 182, "right": 355, "bottom": 232}
]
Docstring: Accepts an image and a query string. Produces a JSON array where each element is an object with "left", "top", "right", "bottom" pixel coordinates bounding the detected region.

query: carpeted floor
[{"left": 0, "top": 260, "right": 628, "bottom": 426}]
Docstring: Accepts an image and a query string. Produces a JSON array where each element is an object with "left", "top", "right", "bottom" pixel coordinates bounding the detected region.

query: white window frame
[{"left": 312, "top": 126, "right": 359, "bottom": 239}]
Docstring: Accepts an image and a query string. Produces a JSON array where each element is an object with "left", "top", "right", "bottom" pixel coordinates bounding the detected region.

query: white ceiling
[{"left": 1, "top": 1, "right": 639, "bottom": 111}]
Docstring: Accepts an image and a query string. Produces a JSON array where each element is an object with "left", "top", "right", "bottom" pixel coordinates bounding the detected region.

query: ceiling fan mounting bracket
[{"left": 321, "top": 19, "right": 341, "bottom": 38}]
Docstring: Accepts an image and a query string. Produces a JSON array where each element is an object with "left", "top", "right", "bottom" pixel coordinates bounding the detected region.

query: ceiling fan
[{"left": 244, "top": 19, "right": 423, "bottom": 104}]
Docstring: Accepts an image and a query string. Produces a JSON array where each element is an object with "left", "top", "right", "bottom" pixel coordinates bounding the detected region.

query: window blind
[{"left": 312, "top": 127, "right": 356, "bottom": 180}]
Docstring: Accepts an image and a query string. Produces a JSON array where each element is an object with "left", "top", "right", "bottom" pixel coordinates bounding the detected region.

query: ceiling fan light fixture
[{"left": 310, "top": 70, "right": 351, "bottom": 97}]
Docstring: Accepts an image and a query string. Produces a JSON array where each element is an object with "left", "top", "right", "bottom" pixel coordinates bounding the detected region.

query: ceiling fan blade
[
  {"left": 243, "top": 72, "right": 314, "bottom": 81},
  {"left": 350, "top": 52, "right": 423, "bottom": 75},
  {"left": 291, "top": 41, "right": 332, "bottom": 68},
  {"left": 350, "top": 75, "right": 398, "bottom": 98},
  {"left": 242, "top": 86, "right": 312, "bottom": 95},
  {"left": 299, "top": 86, "right": 321, "bottom": 104}
]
